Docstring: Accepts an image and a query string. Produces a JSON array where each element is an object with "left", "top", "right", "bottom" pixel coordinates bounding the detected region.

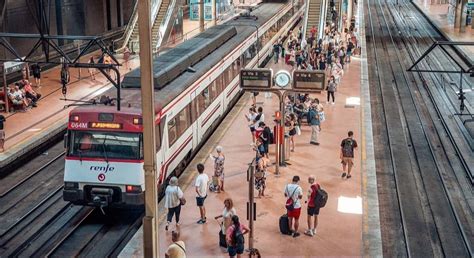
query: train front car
[{"left": 63, "top": 107, "right": 145, "bottom": 208}]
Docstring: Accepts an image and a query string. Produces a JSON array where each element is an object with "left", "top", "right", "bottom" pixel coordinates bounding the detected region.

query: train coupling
[{"left": 91, "top": 188, "right": 113, "bottom": 214}]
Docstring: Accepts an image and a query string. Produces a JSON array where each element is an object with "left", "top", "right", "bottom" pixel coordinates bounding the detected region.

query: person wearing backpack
[
  {"left": 304, "top": 175, "right": 321, "bottom": 237},
  {"left": 284, "top": 176, "right": 303, "bottom": 237},
  {"left": 226, "top": 215, "right": 250, "bottom": 258},
  {"left": 341, "top": 131, "right": 358, "bottom": 179}
]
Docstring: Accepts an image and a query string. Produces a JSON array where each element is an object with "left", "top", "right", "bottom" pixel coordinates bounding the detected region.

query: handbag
[
  {"left": 285, "top": 186, "right": 298, "bottom": 211},
  {"left": 176, "top": 186, "right": 186, "bottom": 205}
]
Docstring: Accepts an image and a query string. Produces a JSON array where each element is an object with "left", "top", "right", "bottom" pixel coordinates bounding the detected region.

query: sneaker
[
  {"left": 346, "top": 174, "right": 352, "bottom": 179},
  {"left": 165, "top": 223, "right": 169, "bottom": 231},
  {"left": 292, "top": 232, "right": 300, "bottom": 238},
  {"left": 197, "top": 219, "right": 203, "bottom": 224},
  {"left": 331, "top": 102, "right": 335, "bottom": 105},
  {"left": 341, "top": 172, "right": 347, "bottom": 178},
  {"left": 315, "top": 142, "right": 320, "bottom": 145},
  {"left": 304, "top": 230, "right": 314, "bottom": 237},
  {"left": 312, "top": 229, "right": 317, "bottom": 235}
]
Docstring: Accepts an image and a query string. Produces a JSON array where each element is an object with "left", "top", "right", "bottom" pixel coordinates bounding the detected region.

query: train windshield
[{"left": 68, "top": 131, "right": 143, "bottom": 160}]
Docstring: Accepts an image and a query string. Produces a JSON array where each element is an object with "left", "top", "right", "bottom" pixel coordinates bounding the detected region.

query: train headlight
[
  {"left": 133, "top": 118, "right": 143, "bottom": 125},
  {"left": 126, "top": 185, "right": 142, "bottom": 193},
  {"left": 64, "top": 182, "right": 79, "bottom": 189}
]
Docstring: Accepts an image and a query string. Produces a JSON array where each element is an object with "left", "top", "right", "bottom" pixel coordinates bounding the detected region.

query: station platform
[
  {"left": 413, "top": 0, "right": 474, "bottom": 56},
  {"left": 119, "top": 16, "right": 382, "bottom": 256}
]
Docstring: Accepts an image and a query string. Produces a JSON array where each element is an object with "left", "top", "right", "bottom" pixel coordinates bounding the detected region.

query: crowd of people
[
  {"left": 6, "top": 79, "right": 42, "bottom": 112},
  {"left": 163, "top": 16, "right": 361, "bottom": 257}
]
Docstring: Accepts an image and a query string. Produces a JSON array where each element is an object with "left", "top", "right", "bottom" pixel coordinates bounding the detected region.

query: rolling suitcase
[
  {"left": 279, "top": 214, "right": 290, "bottom": 235},
  {"left": 219, "top": 230, "right": 227, "bottom": 248}
]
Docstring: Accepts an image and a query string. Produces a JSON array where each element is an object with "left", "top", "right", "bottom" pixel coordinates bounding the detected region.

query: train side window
[
  {"left": 210, "top": 80, "right": 219, "bottom": 100},
  {"left": 168, "top": 117, "right": 178, "bottom": 146},
  {"left": 176, "top": 105, "right": 190, "bottom": 137},
  {"left": 190, "top": 97, "right": 198, "bottom": 124},
  {"left": 155, "top": 124, "right": 161, "bottom": 149},
  {"left": 198, "top": 87, "right": 211, "bottom": 113}
]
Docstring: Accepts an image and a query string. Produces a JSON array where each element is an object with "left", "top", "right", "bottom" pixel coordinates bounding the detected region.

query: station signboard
[
  {"left": 240, "top": 68, "right": 273, "bottom": 89},
  {"left": 293, "top": 70, "right": 326, "bottom": 91}
]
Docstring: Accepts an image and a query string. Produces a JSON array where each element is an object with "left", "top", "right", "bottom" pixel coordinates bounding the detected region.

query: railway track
[
  {"left": 365, "top": 0, "right": 473, "bottom": 256},
  {"left": 0, "top": 142, "right": 143, "bottom": 257}
]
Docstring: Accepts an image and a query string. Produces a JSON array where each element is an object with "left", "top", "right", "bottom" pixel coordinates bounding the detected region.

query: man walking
[
  {"left": 195, "top": 163, "right": 209, "bottom": 224},
  {"left": 273, "top": 41, "right": 281, "bottom": 64},
  {"left": 305, "top": 175, "right": 320, "bottom": 237},
  {"left": 341, "top": 131, "right": 358, "bottom": 179},
  {"left": 284, "top": 176, "right": 303, "bottom": 237},
  {"left": 307, "top": 104, "right": 320, "bottom": 145}
]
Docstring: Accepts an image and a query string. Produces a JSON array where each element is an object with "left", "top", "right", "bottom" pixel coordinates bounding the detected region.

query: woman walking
[
  {"left": 226, "top": 215, "right": 250, "bottom": 258},
  {"left": 210, "top": 146, "right": 225, "bottom": 192},
  {"left": 326, "top": 75, "right": 337, "bottom": 104},
  {"left": 164, "top": 177, "right": 185, "bottom": 231}
]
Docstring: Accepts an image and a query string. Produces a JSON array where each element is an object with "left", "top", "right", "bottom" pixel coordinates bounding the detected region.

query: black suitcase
[
  {"left": 219, "top": 230, "right": 227, "bottom": 247},
  {"left": 279, "top": 214, "right": 290, "bottom": 235}
]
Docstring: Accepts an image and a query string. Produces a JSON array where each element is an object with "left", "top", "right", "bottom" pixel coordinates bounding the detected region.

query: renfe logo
[{"left": 90, "top": 165, "right": 115, "bottom": 173}]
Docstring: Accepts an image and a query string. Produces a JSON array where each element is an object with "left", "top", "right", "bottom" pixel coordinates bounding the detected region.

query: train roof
[
  {"left": 69, "top": 105, "right": 156, "bottom": 116},
  {"left": 88, "top": 3, "right": 286, "bottom": 114}
]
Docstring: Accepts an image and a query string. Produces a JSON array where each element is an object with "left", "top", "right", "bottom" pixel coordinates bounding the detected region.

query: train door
[
  {"left": 190, "top": 92, "right": 200, "bottom": 148},
  {"left": 155, "top": 115, "right": 166, "bottom": 182}
]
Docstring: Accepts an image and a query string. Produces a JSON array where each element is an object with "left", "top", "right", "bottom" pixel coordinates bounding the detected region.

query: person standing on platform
[
  {"left": 164, "top": 177, "right": 185, "bottom": 231},
  {"left": 226, "top": 215, "right": 250, "bottom": 258},
  {"left": 245, "top": 107, "right": 257, "bottom": 143},
  {"left": 284, "top": 176, "right": 303, "bottom": 237},
  {"left": 307, "top": 104, "right": 320, "bottom": 145},
  {"left": 30, "top": 63, "right": 41, "bottom": 87},
  {"left": 210, "top": 146, "right": 226, "bottom": 192},
  {"left": 215, "top": 198, "right": 237, "bottom": 249},
  {"left": 88, "top": 57, "right": 96, "bottom": 80},
  {"left": 341, "top": 131, "right": 358, "bottom": 179},
  {"left": 304, "top": 175, "right": 320, "bottom": 236},
  {"left": 273, "top": 41, "right": 281, "bottom": 64},
  {"left": 195, "top": 163, "right": 209, "bottom": 224},
  {"left": 165, "top": 230, "right": 186, "bottom": 258},
  {"left": 0, "top": 115, "right": 5, "bottom": 153},
  {"left": 326, "top": 75, "right": 337, "bottom": 104}
]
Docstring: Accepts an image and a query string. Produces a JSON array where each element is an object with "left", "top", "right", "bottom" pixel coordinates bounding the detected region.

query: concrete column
[
  {"left": 199, "top": 0, "right": 204, "bottom": 31},
  {"left": 459, "top": 0, "right": 467, "bottom": 32},
  {"left": 454, "top": 0, "right": 462, "bottom": 28},
  {"left": 212, "top": 0, "right": 217, "bottom": 25}
]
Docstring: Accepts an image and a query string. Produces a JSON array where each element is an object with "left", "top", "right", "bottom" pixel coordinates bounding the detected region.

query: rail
[{"left": 155, "top": 0, "right": 179, "bottom": 49}]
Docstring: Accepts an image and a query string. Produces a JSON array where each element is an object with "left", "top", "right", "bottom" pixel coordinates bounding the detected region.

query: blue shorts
[
  {"left": 196, "top": 195, "right": 207, "bottom": 207},
  {"left": 228, "top": 244, "right": 245, "bottom": 256}
]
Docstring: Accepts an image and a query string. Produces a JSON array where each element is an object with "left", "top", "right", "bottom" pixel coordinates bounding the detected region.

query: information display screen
[
  {"left": 240, "top": 69, "right": 273, "bottom": 89},
  {"left": 293, "top": 70, "right": 326, "bottom": 91}
]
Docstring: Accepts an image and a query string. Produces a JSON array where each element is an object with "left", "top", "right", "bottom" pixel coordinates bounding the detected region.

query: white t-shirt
[
  {"left": 195, "top": 173, "right": 209, "bottom": 197},
  {"left": 254, "top": 113, "right": 264, "bottom": 128},
  {"left": 285, "top": 183, "right": 303, "bottom": 209},
  {"left": 164, "top": 185, "right": 184, "bottom": 209}
]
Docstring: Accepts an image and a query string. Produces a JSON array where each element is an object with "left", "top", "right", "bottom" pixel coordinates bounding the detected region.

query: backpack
[
  {"left": 233, "top": 226, "right": 245, "bottom": 246},
  {"left": 342, "top": 138, "right": 354, "bottom": 157},
  {"left": 285, "top": 185, "right": 298, "bottom": 211},
  {"left": 314, "top": 187, "right": 328, "bottom": 208}
]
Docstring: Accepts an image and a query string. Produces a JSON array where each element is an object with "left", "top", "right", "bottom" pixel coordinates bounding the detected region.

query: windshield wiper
[{"left": 101, "top": 135, "right": 109, "bottom": 164}]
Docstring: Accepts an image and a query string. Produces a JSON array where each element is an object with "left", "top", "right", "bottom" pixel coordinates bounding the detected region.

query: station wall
[{"left": 0, "top": 0, "right": 136, "bottom": 58}]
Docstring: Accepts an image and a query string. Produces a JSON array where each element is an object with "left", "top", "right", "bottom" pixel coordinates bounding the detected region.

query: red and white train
[{"left": 63, "top": 1, "right": 304, "bottom": 207}]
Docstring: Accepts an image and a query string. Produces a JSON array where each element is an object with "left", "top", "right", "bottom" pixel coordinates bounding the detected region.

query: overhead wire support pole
[{"left": 137, "top": 0, "right": 159, "bottom": 257}]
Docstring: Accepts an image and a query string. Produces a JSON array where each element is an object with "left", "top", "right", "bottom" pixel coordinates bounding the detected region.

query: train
[{"left": 62, "top": 1, "right": 304, "bottom": 208}]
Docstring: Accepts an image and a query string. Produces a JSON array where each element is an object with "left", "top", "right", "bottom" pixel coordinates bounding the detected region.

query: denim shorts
[
  {"left": 228, "top": 244, "right": 245, "bottom": 256},
  {"left": 196, "top": 195, "right": 207, "bottom": 207}
]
